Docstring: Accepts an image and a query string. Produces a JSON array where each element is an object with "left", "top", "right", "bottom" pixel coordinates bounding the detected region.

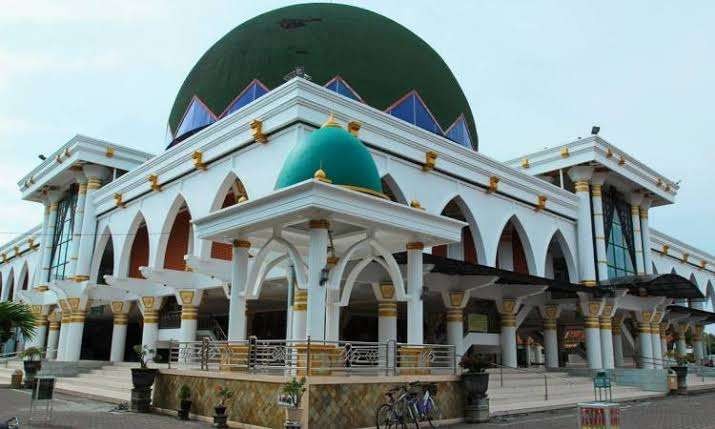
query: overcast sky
[{"left": 1, "top": 0, "right": 714, "bottom": 255}]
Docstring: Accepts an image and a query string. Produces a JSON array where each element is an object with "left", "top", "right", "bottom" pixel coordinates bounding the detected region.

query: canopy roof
[
  {"left": 393, "top": 252, "right": 610, "bottom": 298},
  {"left": 599, "top": 273, "right": 704, "bottom": 299},
  {"left": 667, "top": 304, "right": 715, "bottom": 324}
]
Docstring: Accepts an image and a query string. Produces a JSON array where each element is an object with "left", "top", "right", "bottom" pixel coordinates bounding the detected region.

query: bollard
[{"left": 10, "top": 370, "right": 23, "bottom": 389}]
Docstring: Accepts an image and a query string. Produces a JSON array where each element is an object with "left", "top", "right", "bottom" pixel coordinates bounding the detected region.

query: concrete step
[
  {"left": 70, "top": 374, "right": 133, "bottom": 390},
  {"left": 54, "top": 379, "right": 130, "bottom": 404},
  {"left": 490, "top": 390, "right": 664, "bottom": 414}
]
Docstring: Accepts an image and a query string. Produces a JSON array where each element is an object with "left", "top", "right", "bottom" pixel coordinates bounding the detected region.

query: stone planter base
[
  {"left": 131, "top": 387, "right": 152, "bottom": 413},
  {"left": 464, "top": 397, "right": 490, "bottom": 423}
]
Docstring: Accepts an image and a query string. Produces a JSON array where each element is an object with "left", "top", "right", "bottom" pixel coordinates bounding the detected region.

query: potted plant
[
  {"left": 177, "top": 384, "right": 192, "bottom": 420},
  {"left": 131, "top": 344, "right": 158, "bottom": 390},
  {"left": 213, "top": 384, "right": 234, "bottom": 428},
  {"left": 459, "top": 353, "right": 491, "bottom": 423},
  {"left": 21, "top": 346, "right": 44, "bottom": 389},
  {"left": 281, "top": 377, "right": 306, "bottom": 424},
  {"left": 669, "top": 352, "right": 692, "bottom": 395}
]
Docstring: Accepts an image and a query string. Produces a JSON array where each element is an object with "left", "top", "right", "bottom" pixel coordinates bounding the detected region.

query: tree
[{"left": 0, "top": 301, "right": 36, "bottom": 349}]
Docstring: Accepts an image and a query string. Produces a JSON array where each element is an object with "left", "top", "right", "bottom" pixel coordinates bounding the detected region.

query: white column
[
  {"left": 141, "top": 309, "right": 159, "bottom": 353},
  {"left": 285, "top": 266, "right": 295, "bottom": 340},
  {"left": 46, "top": 320, "right": 60, "bottom": 360},
  {"left": 291, "top": 289, "right": 307, "bottom": 340},
  {"left": 499, "top": 299, "right": 517, "bottom": 367},
  {"left": 446, "top": 307, "right": 463, "bottom": 356},
  {"left": 27, "top": 311, "right": 48, "bottom": 350},
  {"left": 110, "top": 313, "right": 128, "bottom": 362},
  {"left": 180, "top": 304, "right": 198, "bottom": 343},
  {"left": 325, "top": 288, "right": 341, "bottom": 341},
  {"left": 74, "top": 168, "right": 106, "bottom": 282},
  {"left": 568, "top": 167, "right": 597, "bottom": 287},
  {"left": 630, "top": 201, "right": 646, "bottom": 275},
  {"left": 544, "top": 323, "right": 559, "bottom": 369},
  {"left": 694, "top": 325, "right": 705, "bottom": 363},
  {"left": 40, "top": 198, "right": 61, "bottom": 286},
  {"left": 660, "top": 324, "right": 669, "bottom": 362},
  {"left": 600, "top": 315, "right": 615, "bottom": 369},
  {"left": 612, "top": 318, "right": 624, "bottom": 367},
  {"left": 406, "top": 242, "right": 424, "bottom": 344},
  {"left": 32, "top": 204, "right": 50, "bottom": 289},
  {"left": 676, "top": 324, "right": 688, "bottom": 356},
  {"left": 651, "top": 322, "right": 663, "bottom": 368},
  {"left": 64, "top": 308, "right": 85, "bottom": 361},
  {"left": 56, "top": 312, "right": 70, "bottom": 360},
  {"left": 306, "top": 220, "right": 328, "bottom": 341},
  {"left": 378, "top": 302, "right": 398, "bottom": 343},
  {"left": 640, "top": 200, "right": 653, "bottom": 274},
  {"left": 228, "top": 240, "right": 250, "bottom": 341},
  {"left": 67, "top": 179, "right": 87, "bottom": 278},
  {"left": 638, "top": 320, "right": 654, "bottom": 369},
  {"left": 585, "top": 314, "right": 603, "bottom": 369},
  {"left": 590, "top": 177, "right": 609, "bottom": 281}
]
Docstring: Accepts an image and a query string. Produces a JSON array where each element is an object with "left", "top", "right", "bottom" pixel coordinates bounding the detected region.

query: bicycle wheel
[
  {"left": 376, "top": 403, "right": 400, "bottom": 429},
  {"left": 424, "top": 397, "right": 440, "bottom": 428}
]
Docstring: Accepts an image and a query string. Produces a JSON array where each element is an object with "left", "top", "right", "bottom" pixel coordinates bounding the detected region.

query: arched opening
[
  {"left": 95, "top": 235, "right": 114, "bottom": 285},
  {"left": 381, "top": 175, "right": 407, "bottom": 204},
  {"left": 432, "top": 197, "right": 480, "bottom": 264},
  {"left": 210, "top": 178, "right": 248, "bottom": 260},
  {"left": 163, "top": 203, "right": 192, "bottom": 271},
  {"left": 544, "top": 231, "right": 573, "bottom": 282},
  {"left": 19, "top": 264, "right": 29, "bottom": 291},
  {"left": 5, "top": 270, "right": 14, "bottom": 302},
  {"left": 496, "top": 217, "right": 534, "bottom": 274},
  {"left": 128, "top": 220, "right": 150, "bottom": 279}
]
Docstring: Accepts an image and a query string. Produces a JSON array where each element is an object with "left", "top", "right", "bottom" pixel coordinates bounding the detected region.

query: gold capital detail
[
  {"left": 87, "top": 177, "right": 102, "bottom": 190},
  {"left": 179, "top": 290, "right": 195, "bottom": 305},
  {"left": 70, "top": 310, "right": 86, "bottom": 323},
  {"left": 293, "top": 289, "right": 307, "bottom": 311},
  {"left": 544, "top": 319, "right": 557, "bottom": 330},
  {"left": 446, "top": 308, "right": 463, "bottom": 322},
  {"left": 599, "top": 317, "right": 612, "bottom": 330},
  {"left": 575, "top": 180, "right": 590, "bottom": 193},
  {"left": 181, "top": 304, "right": 198, "bottom": 321},
  {"left": 114, "top": 314, "right": 129, "bottom": 325},
  {"left": 584, "top": 316, "right": 600, "bottom": 329},
  {"left": 49, "top": 321, "right": 60, "bottom": 331},
  {"left": 406, "top": 242, "right": 424, "bottom": 251},
  {"left": 309, "top": 219, "right": 330, "bottom": 229},
  {"left": 378, "top": 302, "right": 398, "bottom": 318},
  {"left": 501, "top": 314, "right": 516, "bottom": 327},
  {"left": 449, "top": 291, "right": 465, "bottom": 308},
  {"left": 232, "top": 239, "right": 251, "bottom": 248},
  {"left": 591, "top": 184, "right": 602, "bottom": 197},
  {"left": 143, "top": 310, "right": 159, "bottom": 324},
  {"left": 379, "top": 283, "right": 395, "bottom": 300}
]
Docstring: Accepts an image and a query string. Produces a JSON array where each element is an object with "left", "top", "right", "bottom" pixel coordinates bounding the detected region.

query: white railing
[{"left": 167, "top": 337, "right": 457, "bottom": 376}]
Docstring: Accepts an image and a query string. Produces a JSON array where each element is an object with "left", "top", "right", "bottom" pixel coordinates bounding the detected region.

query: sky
[{"left": 1, "top": 0, "right": 714, "bottom": 256}]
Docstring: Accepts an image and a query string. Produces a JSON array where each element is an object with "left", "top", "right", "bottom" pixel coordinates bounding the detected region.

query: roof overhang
[
  {"left": 193, "top": 179, "right": 466, "bottom": 250},
  {"left": 667, "top": 304, "right": 715, "bottom": 324},
  {"left": 600, "top": 273, "right": 704, "bottom": 299}
]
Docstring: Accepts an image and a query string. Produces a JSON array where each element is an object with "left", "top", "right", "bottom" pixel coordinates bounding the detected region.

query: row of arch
[{"left": 87, "top": 171, "right": 579, "bottom": 289}]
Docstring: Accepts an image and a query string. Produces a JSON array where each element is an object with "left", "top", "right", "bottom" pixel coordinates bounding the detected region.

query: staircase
[{"left": 486, "top": 367, "right": 663, "bottom": 415}]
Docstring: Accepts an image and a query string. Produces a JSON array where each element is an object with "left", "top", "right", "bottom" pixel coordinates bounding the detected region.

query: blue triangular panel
[
  {"left": 446, "top": 116, "right": 473, "bottom": 149},
  {"left": 176, "top": 97, "right": 216, "bottom": 138},
  {"left": 222, "top": 80, "right": 268, "bottom": 117},
  {"left": 386, "top": 91, "right": 442, "bottom": 134},
  {"left": 324, "top": 76, "right": 361, "bottom": 101}
]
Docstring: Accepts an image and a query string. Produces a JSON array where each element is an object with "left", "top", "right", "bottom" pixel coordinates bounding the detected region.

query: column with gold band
[
  {"left": 599, "top": 304, "right": 615, "bottom": 369},
  {"left": 639, "top": 198, "right": 653, "bottom": 274},
  {"left": 46, "top": 311, "right": 61, "bottom": 360},
  {"left": 307, "top": 220, "right": 329, "bottom": 340},
  {"left": 542, "top": 304, "right": 560, "bottom": 369},
  {"left": 650, "top": 312, "right": 664, "bottom": 368},
  {"left": 612, "top": 316, "right": 624, "bottom": 367},
  {"left": 40, "top": 193, "right": 62, "bottom": 288},
  {"left": 27, "top": 306, "right": 49, "bottom": 350},
  {"left": 406, "top": 242, "right": 424, "bottom": 344},
  {"left": 74, "top": 166, "right": 108, "bottom": 282},
  {"left": 638, "top": 311, "right": 654, "bottom": 369},
  {"left": 140, "top": 296, "right": 162, "bottom": 361},
  {"left": 445, "top": 290, "right": 466, "bottom": 361},
  {"left": 56, "top": 304, "right": 71, "bottom": 360},
  {"left": 693, "top": 325, "right": 705, "bottom": 363},
  {"left": 499, "top": 298, "right": 518, "bottom": 368},
  {"left": 229, "top": 240, "right": 250, "bottom": 341},
  {"left": 568, "top": 167, "right": 597, "bottom": 286},
  {"left": 292, "top": 288, "right": 307, "bottom": 340},
  {"left": 659, "top": 322, "right": 669, "bottom": 362},
  {"left": 67, "top": 176, "right": 87, "bottom": 279},
  {"left": 110, "top": 301, "right": 130, "bottom": 362},
  {"left": 583, "top": 300, "right": 603, "bottom": 369},
  {"left": 676, "top": 323, "right": 689, "bottom": 356},
  {"left": 63, "top": 297, "right": 87, "bottom": 361},
  {"left": 590, "top": 174, "right": 609, "bottom": 281},
  {"left": 630, "top": 196, "right": 646, "bottom": 274}
]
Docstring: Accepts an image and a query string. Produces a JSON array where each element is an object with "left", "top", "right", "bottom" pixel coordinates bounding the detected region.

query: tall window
[
  {"left": 606, "top": 209, "right": 635, "bottom": 279},
  {"left": 48, "top": 188, "right": 78, "bottom": 281}
]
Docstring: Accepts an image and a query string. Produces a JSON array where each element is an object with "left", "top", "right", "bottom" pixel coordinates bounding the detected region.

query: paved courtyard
[{"left": 1, "top": 387, "right": 715, "bottom": 428}]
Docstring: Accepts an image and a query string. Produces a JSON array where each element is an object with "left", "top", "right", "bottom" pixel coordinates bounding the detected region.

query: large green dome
[
  {"left": 168, "top": 3, "right": 477, "bottom": 148},
  {"left": 275, "top": 118, "right": 383, "bottom": 196}
]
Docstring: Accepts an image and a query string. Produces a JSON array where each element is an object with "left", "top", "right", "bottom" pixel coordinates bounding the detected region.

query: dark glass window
[
  {"left": 324, "top": 76, "right": 362, "bottom": 101},
  {"left": 446, "top": 115, "right": 473, "bottom": 149},
  {"left": 175, "top": 96, "right": 216, "bottom": 139},
  {"left": 386, "top": 91, "right": 442, "bottom": 134},
  {"left": 606, "top": 212, "right": 635, "bottom": 279},
  {"left": 49, "top": 188, "right": 78, "bottom": 281},
  {"left": 222, "top": 80, "right": 269, "bottom": 117}
]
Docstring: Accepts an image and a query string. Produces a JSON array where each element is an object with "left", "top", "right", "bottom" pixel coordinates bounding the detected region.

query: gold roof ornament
[
  {"left": 322, "top": 113, "right": 340, "bottom": 128},
  {"left": 314, "top": 168, "right": 332, "bottom": 184}
]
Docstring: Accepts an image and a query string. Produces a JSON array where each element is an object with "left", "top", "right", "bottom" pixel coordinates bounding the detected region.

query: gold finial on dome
[
  {"left": 322, "top": 112, "right": 340, "bottom": 128},
  {"left": 314, "top": 168, "right": 332, "bottom": 183}
]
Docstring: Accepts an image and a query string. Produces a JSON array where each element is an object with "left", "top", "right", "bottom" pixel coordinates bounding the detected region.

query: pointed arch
[
  {"left": 17, "top": 262, "right": 29, "bottom": 294},
  {"left": 5, "top": 268, "right": 15, "bottom": 301},
  {"left": 652, "top": 262, "right": 658, "bottom": 274},
  {"left": 543, "top": 229, "right": 577, "bottom": 282},
  {"left": 494, "top": 214, "right": 537, "bottom": 275},
  {"left": 380, "top": 174, "right": 408, "bottom": 204},
  {"left": 209, "top": 173, "right": 249, "bottom": 261},
  {"left": 119, "top": 211, "right": 151, "bottom": 279},
  {"left": 91, "top": 226, "right": 115, "bottom": 285},
  {"left": 155, "top": 194, "right": 194, "bottom": 270},
  {"left": 432, "top": 195, "right": 486, "bottom": 265},
  {"left": 706, "top": 280, "right": 715, "bottom": 312}
]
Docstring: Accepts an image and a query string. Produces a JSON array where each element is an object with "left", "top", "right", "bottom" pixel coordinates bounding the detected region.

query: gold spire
[{"left": 322, "top": 112, "right": 340, "bottom": 128}]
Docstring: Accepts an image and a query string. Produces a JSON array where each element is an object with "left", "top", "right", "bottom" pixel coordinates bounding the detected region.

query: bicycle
[
  {"left": 376, "top": 385, "right": 418, "bottom": 428},
  {"left": 406, "top": 382, "right": 441, "bottom": 428}
]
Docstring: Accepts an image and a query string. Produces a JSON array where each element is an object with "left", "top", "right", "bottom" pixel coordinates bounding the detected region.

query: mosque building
[{"left": 2, "top": 3, "right": 714, "bottom": 392}]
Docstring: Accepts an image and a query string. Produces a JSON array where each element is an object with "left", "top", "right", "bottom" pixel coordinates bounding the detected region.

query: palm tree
[{"left": 0, "top": 301, "right": 36, "bottom": 349}]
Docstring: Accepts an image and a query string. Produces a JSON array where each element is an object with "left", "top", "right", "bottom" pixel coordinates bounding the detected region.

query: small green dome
[{"left": 275, "top": 120, "right": 384, "bottom": 197}]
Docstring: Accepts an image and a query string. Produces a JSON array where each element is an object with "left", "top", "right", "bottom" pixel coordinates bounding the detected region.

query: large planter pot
[
  {"left": 670, "top": 366, "right": 688, "bottom": 395},
  {"left": 131, "top": 368, "right": 158, "bottom": 390},
  {"left": 23, "top": 360, "right": 42, "bottom": 389},
  {"left": 462, "top": 372, "right": 490, "bottom": 423},
  {"left": 213, "top": 405, "right": 228, "bottom": 428},
  {"left": 178, "top": 399, "right": 192, "bottom": 420}
]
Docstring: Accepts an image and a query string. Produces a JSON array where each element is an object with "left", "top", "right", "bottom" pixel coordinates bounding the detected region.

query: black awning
[
  {"left": 599, "top": 273, "right": 704, "bottom": 299},
  {"left": 667, "top": 305, "right": 715, "bottom": 324},
  {"left": 392, "top": 252, "right": 611, "bottom": 297}
]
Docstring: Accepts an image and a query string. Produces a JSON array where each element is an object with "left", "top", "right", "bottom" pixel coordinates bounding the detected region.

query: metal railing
[
  {"left": 167, "top": 337, "right": 456, "bottom": 376},
  {"left": 488, "top": 362, "right": 578, "bottom": 401}
]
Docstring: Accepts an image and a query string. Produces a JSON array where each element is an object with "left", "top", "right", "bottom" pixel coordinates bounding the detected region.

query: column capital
[
  {"left": 232, "top": 239, "right": 251, "bottom": 248},
  {"left": 293, "top": 288, "right": 307, "bottom": 311},
  {"left": 406, "top": 242, "right": 424, "bottom": 251},
  {"left": 378, "top": 301, "right": 398, "bottom": 318},
  {"left": 308, "top": 219, "right": 330, "bottom": 229},
  {"left": 567, "top": 166, "right": 594, "bottom": 183}
]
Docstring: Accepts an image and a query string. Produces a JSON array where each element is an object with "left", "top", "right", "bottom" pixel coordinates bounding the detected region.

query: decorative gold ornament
[
  {"left": 322, "top": 113, "right": 340, "bottom": 128},
  {"left": 487, "top": 176, "right": 499, "bottom": 193},
  {"left": 106, "top": 146, "right": 115, "bottom": 158},
  {"left": 534, "top": 195, "right": 547, "bottom": 212},
  {"left": 422, "top": 151, "right": 437, "bottom": 172},
  {"left": 192, "top": 150, "right": 207, "bottom": 171},
  {"left": 148, "top": 174, "right": 162, "bottom": 192},
  {"left": 347, "top": 120, "right": 361, "bottom": 136},
  {"left": 113, "top": 193, "right": 125, "bottom": 208},
  {"left": 313, "top": 168, "right": 332, "bottom": 183},
  {"left": 560, "top": 147, "right": 569, "bottom": 158},
  {"left": 409, "top": 200, "right": 424, "bottom": 210},
  {"left": 521, "top": 158, "right": 530, "bottom": 168},
  {"left": 250, "top": 119, "right": 268, "bottom": 143}
]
